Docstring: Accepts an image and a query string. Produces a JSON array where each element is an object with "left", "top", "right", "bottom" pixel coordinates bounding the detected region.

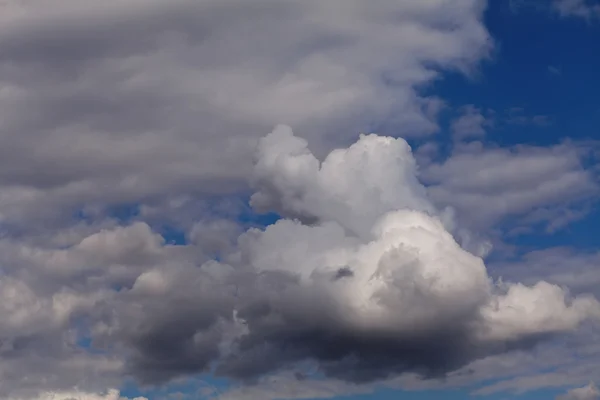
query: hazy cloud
[{"left": 557, "top": 383, "right": 600, "bottom": 400}]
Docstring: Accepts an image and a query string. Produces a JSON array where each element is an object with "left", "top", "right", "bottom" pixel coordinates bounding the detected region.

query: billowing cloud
[
  {"left": 489, "top": 247, "right": 600, "bottom": 296},
  {"left": 0, "top": 125, "right": 599, "bottom": 398},
  {"left": 0, "top": 1, "right": 598, "bottom": 399},
  {"left": 80, "top": 126, "right": 600, "bottom": 386}
]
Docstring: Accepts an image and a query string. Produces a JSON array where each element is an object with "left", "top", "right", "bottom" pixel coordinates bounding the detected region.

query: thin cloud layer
[
  {"left": 422, "top": 140, "right": 599, "bottom": 232},
  {"left": 553, "top": 0, "right": 600, "bottom": 19}
]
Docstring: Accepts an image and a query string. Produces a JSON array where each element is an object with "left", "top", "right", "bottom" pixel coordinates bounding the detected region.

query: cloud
[
  {"left": 512, "top": 0, "right": 600, "bottom": 19},
  {"left": 0, "top": 1, "right": 598, "bottom": 399},
  {"left": 9, "top": 389, "right": 148, "bottom": 400},
  {"left": 558, "top": 383, "right": 600, "bottom": 400},
  {"left": 451, "top": 105, "right": 489, "bottom": 139},
  {"left": 212, "top": 127, "right": 598, "bottom": 384},
  {"left": 1, "top": 126, "right": 598, "bottom": 399},
  {"left": 548, "top": 65, "right": 562, "bottom": 75},
  {"left": 422, "top": 140, "right": 599, "bottom": 232},
  {"left": 250, "top": 125, "right": 438, "bottom": 237},
  {"left": 0, "top": 0, "right": 491, "bottom": 232},
  {"left": 0, "top": 2, "right": 493, "bottom": 392},
  {"left": 553, "top": 0, "right": 600, "bottom": 19},
  {"left": 505, "top": 107, "right": 551, "bottom": 126}
]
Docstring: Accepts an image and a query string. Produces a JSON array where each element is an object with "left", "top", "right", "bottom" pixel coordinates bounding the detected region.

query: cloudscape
[{"left": 0, "top": 1, "right": 599, "bottom": 399}]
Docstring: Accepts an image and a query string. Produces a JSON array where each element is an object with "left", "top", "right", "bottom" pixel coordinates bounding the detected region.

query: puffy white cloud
[
  {"left": 214, "top": 127, "right": 600, "bottom": 382},
  {"left": 251, "top": 124, "right": 438, "bottom": 237},
  {"left": 489, "top": 247, "right": 600, "bottom": 296}
]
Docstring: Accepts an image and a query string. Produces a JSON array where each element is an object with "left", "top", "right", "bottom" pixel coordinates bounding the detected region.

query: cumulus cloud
[
  {"left": 102, "top": 127, "right": 600, "bottom": 386},
  {"left": 212, "top": 127, "right": 599, "bottom": 383},
  {"left": 0, "top": 125, "right": 598, "bottom": 398},
  {"left": 250, "top": 125, "right": 438, "bottom": 237}
]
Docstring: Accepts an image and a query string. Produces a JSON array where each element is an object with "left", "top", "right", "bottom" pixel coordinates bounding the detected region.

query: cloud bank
[
  {"left": 1, "top": 125, "right": 599, "bottom": 399},
  {"left": 0, "top": 1, "right": 598, "bottom": 399},
  {"left": 61, "top": 127, "right": 600, "bottom": 385}
]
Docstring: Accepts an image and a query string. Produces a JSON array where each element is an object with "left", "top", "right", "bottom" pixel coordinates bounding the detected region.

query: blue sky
[{"left": 0, "top": 1, "right": 599, "bottom": 400}]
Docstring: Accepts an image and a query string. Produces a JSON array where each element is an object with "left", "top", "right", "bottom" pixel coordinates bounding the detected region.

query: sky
[{"left": 0, "top": 0, "right": 600, "bottom": 399}]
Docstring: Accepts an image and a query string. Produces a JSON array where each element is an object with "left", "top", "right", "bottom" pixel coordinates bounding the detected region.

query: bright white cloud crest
[{"left": 246, "top": 126, "right": 599, "bottom": 346}]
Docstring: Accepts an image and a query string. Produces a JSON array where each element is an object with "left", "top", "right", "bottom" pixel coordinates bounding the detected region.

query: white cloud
[
  {"left": 220, "top": 126, "right": 600, "bottom": 382},
  {"left": 558, "top": 383, "right": 600, "bottom": 400},
  {"left": 250, "top": 125, "right": 439, "bottom": 238}
]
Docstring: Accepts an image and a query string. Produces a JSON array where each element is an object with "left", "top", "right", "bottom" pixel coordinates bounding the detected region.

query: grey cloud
[
  {"left": 489, "top": 247, "right": 600, "bottom": 296},
  {"left": 505, "top": 107, "right": 551, "bottom": 126},
  {"left": 0, "top": 0, "right": 491, "bottom": 232},
  {"left": 422, "top": 140, "right": 599, "bottom": 232},
  {"left": 553, "top": 0, "right": 600, "bottom": 19},
  {"left": 451, "top": 104, "right": 489, "bottom": 139},
  {"left": 203, "top": 128, "right": 598, "bottom": 385},
  {"left": 3, "top": 127, "right": 598, "bottom": 399}
]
